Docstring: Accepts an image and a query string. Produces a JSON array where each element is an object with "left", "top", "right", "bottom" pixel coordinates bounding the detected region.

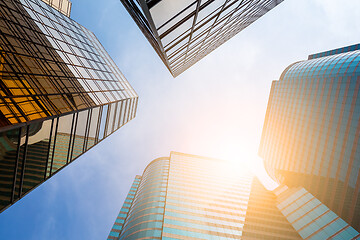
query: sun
[{"left": 218, "top": 143, "right": 279, "bottom": 191}]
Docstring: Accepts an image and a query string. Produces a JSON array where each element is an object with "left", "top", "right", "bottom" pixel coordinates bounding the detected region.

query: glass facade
[
  {"left": 162, "top": 153, "right": 252, "bottom": 239},
  {"left": 242, "top": 178, "right": 301, "bottom": 239},
  {"left": 120, "top": 0, "right": 284, "bottom": 77},
  {"left": 119, "top": 157, "right": 169, "bottom": 239},
  {"left": 108, "top": 152, "right": 301, "bottom": 239},
  {"left": 274, "top": 186, "right": 360, "bottom": 239},
  {"left": 259, "top": 44, "right": 360, "bottom": 231},
  {"left": 0, "top": 0, "right": 138, "bottom": 212},
  {"left": 108, "top": 175, "right": 142, "bottom": 240},
  {"left": 40, "top": 0, "right": 71, "bottom": 17}
]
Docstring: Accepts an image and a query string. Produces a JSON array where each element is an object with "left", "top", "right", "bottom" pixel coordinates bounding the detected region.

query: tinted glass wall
[
  {"left": 0, "top": 0, "right": 137, "bottom": 127},
  {"left": 259, "top": 45, "right": 360, "bottom": 230},
  {"left": 0, "top": 0, "right": 138, "bottom": 212},
  {"left": 121, "top": 0, "right": 284, "bottom": 77}
]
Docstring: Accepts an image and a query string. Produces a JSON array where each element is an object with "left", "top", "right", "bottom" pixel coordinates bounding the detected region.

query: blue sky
[{"left": 0, "top": 0, "right": 360, "bottom": 239}]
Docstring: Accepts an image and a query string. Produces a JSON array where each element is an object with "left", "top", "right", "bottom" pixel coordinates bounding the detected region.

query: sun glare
[{"left": 216, "top": 143, "right": 279, "bottom": 191}]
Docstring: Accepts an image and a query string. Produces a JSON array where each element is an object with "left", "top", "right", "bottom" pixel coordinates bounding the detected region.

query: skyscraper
[
  {"left": 120, "top": 0, "right": 284, "bottom": 77},
  {"left": 40, "top": 0, "right": 71, "bottom": 17},
  {"left": 259, "top": 44, "right": 360, "bottom": 231},
  {"left": 0, "top": 0, "right": 138, "bottom": 212},
  {"left": 242, "top": 178, "right": 302, "bottom": 239},
  {"left": 274, "top": 185, "right": 360, "bottom": 239},
  {"left": 108, "top": 152, "right": 301, "bottom": 239}
]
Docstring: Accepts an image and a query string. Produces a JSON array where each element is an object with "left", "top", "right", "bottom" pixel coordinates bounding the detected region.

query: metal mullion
[
  {"left": 12, "top": 7, "right": 75, "bottom": 114},
  {"left": 112, "top": 102, "right": 118, "bottom": 132},
  {"left": 120, "top": 0, "right": 172, "bottom": 74},
  {"left": 171, "top": 56, "right": 188, "bottom": 70},
  {"left": 163, "top": 27, "right": 192, "bottom": 50},
  {"left": 13, "top": 11, "right": 78, "bottom": 115},
  {"left": 165, "top": 0, "right": 233, "bottom": 56},
  {"left": 95, "top": 105, "right": 102, "bottom": 143},
  {"left": 121, "top": 100, "right": 128, "bottom": 126},
  {"left": 49, "top": 117, "right": 59, "bottom": 176},
  {"left": 83, "top": 108, "right": 92, "bottom": 152},
  {"left": 67, "top": 112, "right": 77, "bottom": 164},
  {"left": 132, "top": 98, "right": 138, "bottom": 118},
  {"left": 157, "top": 0, "right": 198, "bottom": 30},
  {"left": 122, "top": 99, "right": 128, "bottom": 125},
  {"left": 146, "top": 0, "right": 162, "bottom": 9},
  {"left": 133, "top": 97, "right": 139, "bottom": 118},
  {"left": 228, "top": 0, "right": 259, "bottom": 24},
  {"left": 217, "top": 2, "right": 261, "bottom": 38},
  {"left": 19, "top": 125, "right": 29, "bottom": 198},
  {"left": 10, "top": 128, "right": 23, "bottom": 203},
  {"left": 93, "top": 81, "right": 111, "bottom": 103},
  {"left": 170, "top": 52, "right": 188, "bottom": 68},
  {"left": 186, "top": 0, "right": 233, "bottom": 61},
  {"left": 43, "top": 118, "right": 54, "bottom": 180},
  {"left": 103, "top": 104, "right": 110, "bottom": 137},
  {"left": 167, "top": 22, "right": 212, "bottom": 60},
  {"left": 159, "top": 0, "right": 216, "bottom": 39},
  {"left": 0, "top": 101, "right": 105, "bottom": 134},
  {"left": 125, "top": 99, "right": 131, "bottom": 123},
  {"left": 188, "top": 0, "right": 240, "bottom": 59},
  {"left": 183, "top": 0, "right": 201, "bottom": 63},
  {"left": 168, "top": 46, "right": 189, "bottom": 65},
  {"left": 130, "top": 98, "right": 136, "bottom": 120},
  {"left": 0, "top": 51, "right": 30, "bottom": 122},
  {"left": 118, "top": 100, "right": 124, "bottom": 128},
  {"left": 128, "top": 99, "right": 134, "bottom": 122},
  {"left": 184, "top": 36, "right": 207, "bottom": 56},
  {"left": 232, "top": 1, "right": 264, "bottom": 24},
  {"left": 103, "top": 82, "right": 118, "bottom": 103},
  {"left": 32, "top": 21, "right": 87, "bottom": 112}
]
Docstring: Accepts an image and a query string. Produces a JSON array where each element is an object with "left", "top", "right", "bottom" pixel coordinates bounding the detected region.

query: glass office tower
[
  {"left": 274, "top": 186, "right": 360, "bottom": 239},
  {"left": 120, "top": 0, "right": 284, "bottom": 77},
  {"left": 40, "top": 0, "right": 71, "bottom": 17},
  {"left": 242, "top": 178, "right": 301, "bottom": 239},
  {"left": 0, "top": 0, "right": 138, "bottom": 212},
  {"left": 259, "top": 44, "right": 360, "bottom": 231},
  {"left": 108, "top": 152, "right": 301, "bottom": 239}
]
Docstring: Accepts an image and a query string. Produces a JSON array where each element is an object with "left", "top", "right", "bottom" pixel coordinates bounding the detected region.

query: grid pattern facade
[
  {"left": 119, "top": 157, "right": 169, "bottom": 239},
  {"left": 121, "top": 0, "right": 284, "bottom": 77},
  {"left": 109, "top": 152, "right": 304, "bottom": 239},
  {"left": 259, "top": 46, "right": 360, "bottom": 230},
  {"left": 162, "top": 152, "right": 253, "bottom": 239},
  {"left": 1, "top": 0, "right": 137, "bottom": 126},
  {"left": 242, "top": 178, "right": 301, "bottom": 239},
  {"left": 40, "top": 0, "right": 71, "bottom": 17},
  {"left": 274, "top": 186, "right": 360, "bottom": 240},
  {"left": 108, "top": 175, "right": 142, "bottom": 240},
  {"left": 0, "top": 0, "right": 137, "bottom": 212},
  {"left": 308, "top": 43, "right": 360, "bottom": 60}
]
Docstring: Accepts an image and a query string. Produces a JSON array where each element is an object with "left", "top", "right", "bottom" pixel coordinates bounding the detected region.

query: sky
[{"left": 0, "top": 0, "right": 360, "bottom": 239}]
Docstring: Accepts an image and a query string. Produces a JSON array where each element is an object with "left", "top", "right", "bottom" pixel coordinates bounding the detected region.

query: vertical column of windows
[{"left": 0, "top": 98, "right": 128, "bottom": 213}]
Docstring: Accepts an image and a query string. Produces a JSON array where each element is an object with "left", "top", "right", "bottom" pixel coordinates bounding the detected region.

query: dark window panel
[
  {"left": 71, "top": 109, "right": 88, "bottom": 160},
  {"left": 51, "top": 113, "right": 74, "bottom": 174},
  {"left": 22, "top": 120, "right": 52, "bottom": 194},
  {"left": 0, "top": 128, "right": 20, "bottom": 209}
]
